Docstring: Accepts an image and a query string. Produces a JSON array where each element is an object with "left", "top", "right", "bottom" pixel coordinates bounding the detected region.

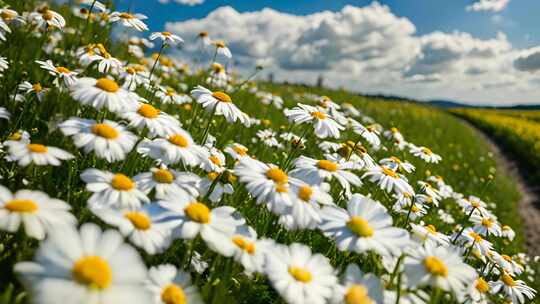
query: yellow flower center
[
  {"left": 298, "top": 186, "right": 313, "bottom": 202},
  {"left": 266, "top": 168, "right": 288, "bottom": 184},
  {"left": 119, "top": 12, "right": 134, "bottom": 19},
  {"left": 56, "top": 66, "right": 71, "bottom": 73},
  {"left": 153, "top": 169, "right": 174, "bottom": 184},
  {"left": 425, "top": 224, "right": 437, "bottom": 234},
  {"left": 162, "top": 31, "right": 172, "bottom": 37},
  {"left": 212, "top": 91, "right": 232, "bottom": 103},
  {"left": 32, "top": 83, "right": 43, "bottom": 92},
  {"left": 502, "top": 273, "right": 516, "bottom": 286},
  {"left": 345, "top": 284, "right": 374, "bottom": 304},
  {"left": 184, "top": 202, "right": 211, "bottom": 223},
  {"left": 390, "top": 156, "right": 402, "bottom": 164},
  {"left": 111, "top": 174, "right": 135, "bottom": 191},
  {"left": 232, "top": 236, "right": 256, "bottom": 255},
  {"left": 422, "top": 147, "right": 433, "bottom": 155},
  {"left": 471, "top": 200, "right": 480, "bottom": 208},
  {"left": 126, "top": 67, "right": 136, "bottom": 74},
  {"left": 91, "top": 123, "right": 119, "bottom": 139},
  {"left": 1, "top": 10, "right": 16, "bottom": 20},
  {"left": 423, "top": 256, "right": 448, "bottom": 277},
  {"left": 468, "top": 231, "right": 483, "bottom": 242},
  {"left": 382, "top": 167, "right": 398, "bottom": 178},
  {"left": 475, "top": 278, "right": 489, "bottom": 293},
  {"left": 411, "top": 204, "right": 420, "bottom": 212},
  {"left": 199, "top": 31, "right": 208, "bottom": 37},
  {"left": 8, "top": 132, "right": 22, "bottom": 141},
  {"left": 288, "top": 266, "right": 312, "bottom": 283},
  {"left": 215, "top": 41, "right": 226, "bottom": 48},
  {"left": 137, "top": 103, "right": 160, "bottom": 119},
  {"left": 233, "top": 146, "right": 248, "bottom": 156},
  {"left": 207, "top": 172, "right": 219, "bottom": 181},
  {"left": 72, "top": 256, "right": 112, "bottom": 289},
  {"left": 4, "top": 199, "right": 38, "bottom": 213},
  {"left": 42, "top": 10, "right": 54, "bottom": 21},
  {"left": 124, "top": 211, "right": 151, "bottom": 230},
  {"left": 168, "top": 134, "right": 189, "bottom": 148},
  {"left": 347, "top": 216, "right": 374, "bottom": 237},
  {"left": 161, "top": 284, "right": 186, "bottom": 304},
  {"left": 317, "top": 160, "right": 338, "bottom": 172},
  {"left": 481, "top": 218, "right": 493, "bottom": 228},
  {"left": 209, "top": 155, "right": 222, "bottom": 166},
  {"left": 275, "top": 183, "right": 288, "bottom": 193},
  {"left": 27, "top": 143, "right": 48, "bottom": 153},
  {"left": 502, "top": 254, "right": 512, "bottom": 262},
  {"left": 95, "top": 78, "right": 120, "bottom": 93},
  {"left": 311, "top": 111, "right": 326, "bottom": 120}
]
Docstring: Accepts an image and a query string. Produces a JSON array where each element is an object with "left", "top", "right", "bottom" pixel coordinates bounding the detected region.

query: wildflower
[
  {"left": 320, "top": 194, "right": 410, "bottom": 257},
  {"left": 5, "top": 141, "right": 74, "bottom": 167},
  {"left": 0, "top": 185, "right": 76, "bottom": 240},
  {"left": 265, "top": 242, "right": 337, "bottom": 304},
  {"left": 59, "top": 118, "right": 138, "bottom": 162},
  {"left": 81, "top": 169, "right": 149, "bottom": 209},
  {"left": 91, "top": 203, "right": 175, "bottom": 254},
  {"left": 146, "top": 264, "right": 203, "bottom": 304},
  {"left": 89, "top": 50, "right": 123, "bottom": 74},
  {"left": 224, "top": 143, "right": 249, "bottom": 160},
  {"left": 149, "top": 31, "right": 183, "bottom": 45},
  {"left": 410, "top": 223, "right": 451, "bottom": 246},
  {"left": 18, "top": 81, "right": 48, "bottom": 102},
  {"left": 199, "top": 171, "right": 234, "bottom": 203},
  {"left": 109, "top": 11, "right": 149, "bottom": 31},
  {"left": 134, "top": 167, "right": 200, "bottom": 201},
  {"left": 284, "top": 104, "right": 344, "bottom": 139},
  {"left": 279, "top": 183, "right": 334, "bottom": 230},
  {"left": 0, "top": 107, "right": 10, "bottom": 120},
  {"left": 379, "top": 156, "right": 415, "bottom": 173},
  {"left": 36, "top": 59, "right": 78, "bottom": 87},
  {"left": 403, "top": 243, "right": 476, "bottom": 297},
  {"left": 212, "top": 40, "right": 232, "bottom": 58},
  {"left": 223, "top": 225, "right": 268, "bottom": 273},
  {"left": 471, "top": 214, "right": 502, "bottom": 237},
  {"left": 467, "top": 277, "right": 491, "bottom": 304},
  {"left": 454, "top": 228, "right": 493, "bottom": 257},
  {"left": 350, "top": 120, "right": 381, "bottom": 148},
  {"left": 502, "top": 225, "right": 516, "bottom": 241},
  {"left": 15, "top": 223, "right": 151, "bottom": 303},
  {"left": 330, "top": 264, "right": 384, "bottom": 304},
  {"left": 156, "top": 87, "right": 192, "bottom": 105},
  {"left": 30, "top": 7, "right": 66, "bottom": 29},
  {"left": 70, "top": 77, "right": 138, "bottom": 113},
  {"left": 121, "top": 102, "right": 181, "bottom": 138},
  {"left": 410, "top": 144, "right": 442, "bottom": 163},
  {"left": 363, "top": 165, "right": 414, "bottom": 195},
  {"left": 191, "top": 85, "right": 250, "bottom": 125},
  {"left": 138, "top": 130, "right": 206, "bottom": 167},
  {"left": 256, "top": 129, "right": 281, "bottom": 148},
  {"left": 489, "top": 272, "right": 536, "bottom": 304}
]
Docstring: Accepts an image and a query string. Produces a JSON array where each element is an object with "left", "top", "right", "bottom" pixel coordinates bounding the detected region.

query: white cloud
[
  {"left": 158, "top": 0, "right": 204, "bottom": 6},
  {"left": 466, "top": 0, "right": 510, "bottom": 12},
  {"left": 165, "top": 4, "right": 540, "bottom": 105}
]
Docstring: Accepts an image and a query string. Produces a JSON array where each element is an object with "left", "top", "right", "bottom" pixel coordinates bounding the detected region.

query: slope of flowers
[{"left": 0, "top": 1, "right": 537, "bottom": 304}]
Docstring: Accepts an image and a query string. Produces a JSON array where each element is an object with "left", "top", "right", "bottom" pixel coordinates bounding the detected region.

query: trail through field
[{"left": 460, "top": 119, "right": 540, "bottom": 256}]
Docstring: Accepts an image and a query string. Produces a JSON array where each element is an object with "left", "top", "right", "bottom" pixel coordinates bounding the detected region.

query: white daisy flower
[
  {"left": 403, "top": 243, "right": 476, "bottom": 298},
  {"left": 224, "top": 143, "right": 249, "bottom": 160},
  {"left": 4, "top": 141, "right": 73, "bottom": 167},
  {"left": 81, "top": 169, "right": 149, "bottom": 209},
  {"left": 91, "top": 203, "right": 175, "bottom": 254},
  {"left": 0, "top": 185, "right": 76, "bottom": 240},
  {"left": 467, "top": 277, "right": 491, "bottom": 304},
  {"left": 213, "top": 40, "right": 232, "bottom": 59},
  {"left": 410, "top": 223, "right": 450, "bottom": 246},
  {"left": 256, "top": 129, "right": 280, "bottom": 148},
  {"left": 0, "top": 107, "right": 10, "bottom": 120},
  {"left": 320, "top": 194, "right": 410, "bottom": 257},
  {"left": 59, "top": 118, "right": 138, "bottom": 162},
  {"left": 363, "top": 165, "right": 414, "bottom": 195},
  {"left": 225, "top": 226, "right": 268, "bottom": 274},
  {"left": 88, "top": 52, "right": 123, "bottom": 74},
  {"left": 121, "top": 102, "right": 181, "bottom": 138},
  {"left": 134, "top": 167, "right": 200, "bottom": 201},
  {"left": 120, "top": 65, "right": 149, "bottom": 91},
  {"left": 191, "top": 85, "right": 250, "bottom": 125},
  {"left": 284, "top": 103, "right": 344, "bottom": 139},
  {"left": 199, "top": 172, "right": 234, "bottom": 203},
  {"left": 30, "top": 8, "right": 65, "bottom": 29},
  {"left": 156, "top": 87, "right": 191, "bottom": 105},
  {"left": 109, "top": 12, "right": 148, "bottom": 31},
  {"left": 149, "top": 31, "right": 184, "bottom": 45},
  {"left": 70, "top": 77, "right": 138, "bottom": 113},
  {"left": 265, "top": 242, "right": 337, "bottom": 304},
  {"left": 350, "top": 120, "right": 381, "bottom": 148},
  {"left": 489, "top": 273, "right": 536, "bottom": 304},
  {"left": 502, "top": 225, "right": 516, "bottom": 241},
  {"left": 379, "top": 156, "right": 415, "bottom": 173},
  {"left": 18, "top": 81, "right": 48, "bottom": 102},
  {"left": 146, "top": 264, "right": 203, "bottom": 304},
  {"left": 471, "top": 214, "right": 502, "bottom": 237},
  {"left": 35, "top": 59, "right": 78, "bottom": 87},
  {"left": 409, "top": 144, "right": 442, "bottom": 163},
  {"left": 15, "top": 223, "right": 151, "bottom": 304},
  {"left": 331, "top": 264, "right": 384, "bottom": 304},
  {"left": 138, "top": 130, "right": 206, "bottom": 167},
  {"left": 279, "top": 183, "right": 334, "bottom": 230},
  {"left": 158, "top": 199, "right": 244, "bottom": 254},
  {"left": 454, "top": 228, "right": 493, "bottom": 257}
]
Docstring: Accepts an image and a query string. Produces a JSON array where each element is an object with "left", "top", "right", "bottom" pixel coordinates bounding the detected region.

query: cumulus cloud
[
  {"left": 466, "top": 0, "right": 510, "bottom": 12},
  {"left": 158, "top": 0, "right": 204, "bottom": 5},
  {"left": 165, "top": 4, "right": 540, "bottom": 105}
]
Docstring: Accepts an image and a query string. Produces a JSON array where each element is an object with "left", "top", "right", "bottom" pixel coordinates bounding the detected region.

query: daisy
[
  {"left": 146, "top": 264, "right": 203, "bottom": 304},
  {"left": 81, "top": 169, "right": 149, "bottom": 209},
  {"left": 225, "top": 226, "right": 268, "bottom": 274},
  {"left": 363, "top": 165, "right": 414, "bottom": 195},
  {"left": 458, "top": 195, "right": 490, "bottom": 217},
  {"left": 199, "top": 171, "right": 234, "bottom": 203},
  {"left": 454, "top": 228, "right": 493, "bottom": 257},
  {"left": 18, "top": 81, "right": 48, "bottom": 102},
  {"left": 291, "top": 155, "right": 361, "bottom": 197},
  {"left": 35, "top": 60, "right": 78, "bottom": 87},
  {"left": 489, "top": 272, "right": 536, "bottom": 304},
  {"left": 91, "top": 203, "right": 175, "bottom": 254},
  {"left": 331, "top": 264, "right": 384, "bottom": 304},
  {"left": 502, "top": 225, "right": 516, "bottom": 241},
  {"left": 341, "top": 103, "right": 361, "bottom": 117},
  {"left": 256, "top": 129, "right": 280, "bottom": 148},
  {"left": 156, "top": 87, "right": 191, "bottom": 105},
  {"left": 279, "top": 183, "right": 334, "bottom": 230},
  {"left": 158, "top": 199, "right": 244, "bottom": 254},
  {"left": 265, "top": 242, "right": 337, "bottom": 304},
  {"left": 234, "top": 157, "right": 298, "bottom": 214},
  {"left": 350, "top": 120, "right": 381, "bottom": 148},
  {"left": 70, "top": 77, "right": 138, "bottom": 113},
  {"left": 121, "top": 102, "right": 181, "bottom": 138},
  {"left": 120, "top": 65, "right": 149, "bottom": 91},
  {"left": 410, "top": 145, "right": 442, "bottom": 163},
  {"left": 417, "top": 181, "right": 441, "bottom": 206},
  {"left": 410, "top": 223, "right": 451, "bottom": 246},
  {"left": 284, "top": 103, "right": 344, "bottom": 139},
  {"left": 149, "top": 31, "right": 183, "bottom": 45},
  {"left": 138, "top": 130, "right": 206, "bottom": 166},
  {"left": 200, "top": 148, "right": 226, "bottom": 173},
  {"left": 0, "top": 107, "right": 10, "bottom": 120},
  {"left": 213, "top": 40, "right": 232, "bottom": 59},
  {"left": 224, "top": 143, "right": 249, "bottom": 160},
  {"left": 30, "top": 7, "right": 65, "bottom": 29},
  {"left": 320, "top": 194, "right": 410, "bottom": 257},
  {"left": 467, "top": 277, "right": 491, "bottom": 304},
  {"left": 5, "top": 141, "right": 74, "bottom": 167},
  {"left": 379, "top": 156, "right": 415, "bottom": 173},
  {"left": 89, "top": 51, "right": 123, "bottom": 74},
  {"left": 403, "top": 243, "right": 476, "bottom": 298},
  {"left": 257, "top": 91, "right": 283, "bottom": 109},
  {"left": 0, "top": 185, "right": 76, "bottom": 240},
  {"left": 134, "top": 167, "right": 201, "bottom": 201},
  {"left": 15, "top": 223, "right": 151, "bottom": 303},
  {"left": 109, "top": 12, "right": 148, "bottom": 31},
  {"left": 191, "top": 85, "right": 250, "bottom": 125},
  {"left": 59, "top": 118, "right": 138, "bottom": 162},
  {"left": 471, "top": 214, "right": 502, "bottom": 237}
]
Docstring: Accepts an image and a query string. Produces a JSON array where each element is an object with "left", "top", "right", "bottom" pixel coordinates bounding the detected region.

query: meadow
[{"left": 0, "top": 1, "right": 537, "bottom": 304}]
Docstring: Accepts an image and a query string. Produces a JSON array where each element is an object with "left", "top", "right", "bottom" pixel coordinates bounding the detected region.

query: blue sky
[{"left": 115, "top": 0, "right": 539, "bottom": 48}]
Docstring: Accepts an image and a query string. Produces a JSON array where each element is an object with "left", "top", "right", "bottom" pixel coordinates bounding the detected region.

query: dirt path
[{"left": 459, "top": 119, "right": 540, "bottom": 256}]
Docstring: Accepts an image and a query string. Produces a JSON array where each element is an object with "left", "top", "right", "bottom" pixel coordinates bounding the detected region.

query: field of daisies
[{"left": 0, "top": 1, "right": 538, "bottom": 304}]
